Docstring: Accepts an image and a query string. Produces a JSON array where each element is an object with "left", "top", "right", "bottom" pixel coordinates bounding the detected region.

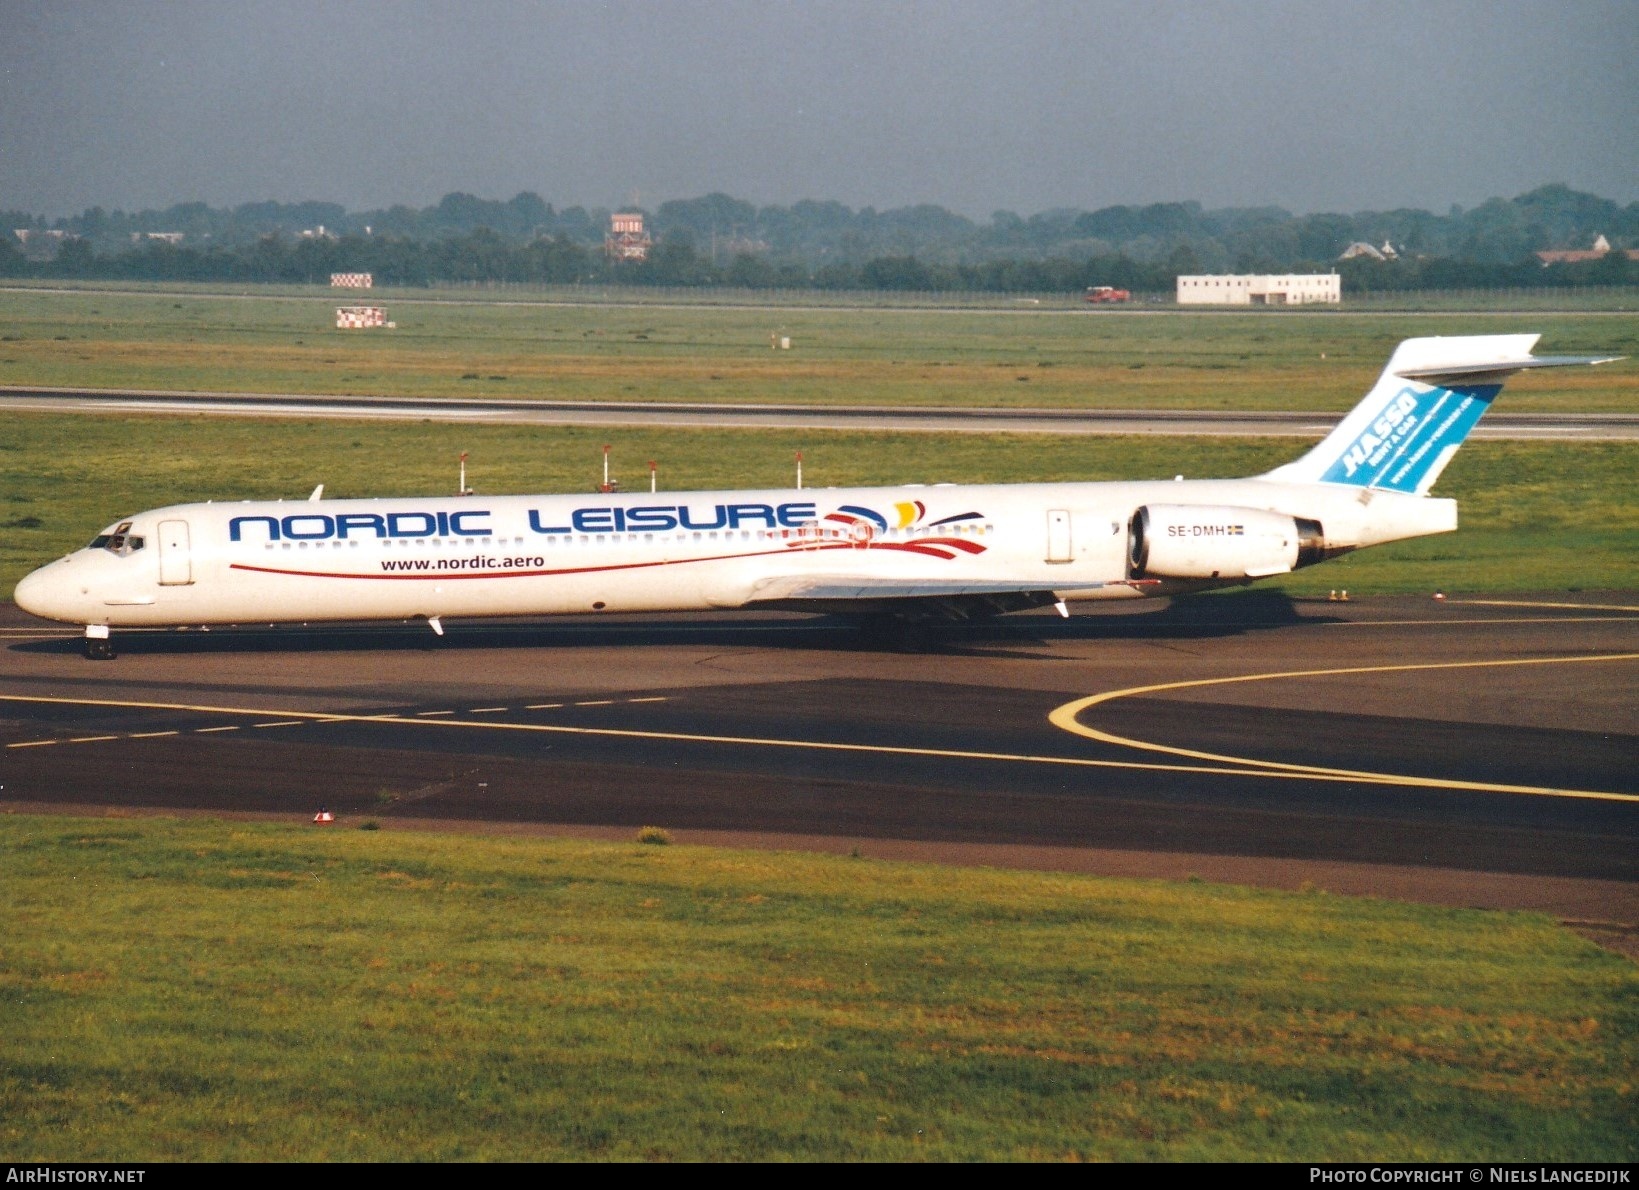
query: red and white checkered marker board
[
  {"left": 331, "top": 272, "right": 373, "bottom": 288},
  {"left": 335, "top": 306, "right": 386, "bottom": 329}
]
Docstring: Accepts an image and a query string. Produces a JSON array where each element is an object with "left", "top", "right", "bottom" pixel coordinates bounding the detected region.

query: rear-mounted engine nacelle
[{"left": 1129, "top": 504, "right": 1324, "bottom": 580}]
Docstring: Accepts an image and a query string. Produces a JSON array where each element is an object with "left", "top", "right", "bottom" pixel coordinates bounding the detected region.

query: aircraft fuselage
[{"left": 15, "top": 477, "right": 1450, "bottom": 628}]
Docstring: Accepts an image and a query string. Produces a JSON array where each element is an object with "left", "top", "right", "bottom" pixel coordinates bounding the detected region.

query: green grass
[
  {"left": 3, "top": 412, "right": 1636, "bottom": 600},
  {"left": 1, "top": 285, "right": 1633, "bottom": 410},
  {"left": 9, "top": 275, "right": 1639, "bottom": 312},
  {"left": 2, "top": 815, "right": 1632, "bottom": 1161}
]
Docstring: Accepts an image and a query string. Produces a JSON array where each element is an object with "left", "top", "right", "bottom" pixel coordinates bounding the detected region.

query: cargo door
[
  {"left": 158, "top": 519, "right": 193, "bottom": 585},
  {"left": 1046, "top": 509, "right": 1072, "bottom": 563}
]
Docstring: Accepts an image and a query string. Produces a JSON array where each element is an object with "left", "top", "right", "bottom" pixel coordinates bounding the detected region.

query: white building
[
  {"left": 1338, "top": 241, "right": 1397, "bottom": 262},
  {"left": 1177, "top": 273, "right": 1341, "bottom": 305},
  {"left": 12, "top": 229, "right": 75, "bottom": 260}
]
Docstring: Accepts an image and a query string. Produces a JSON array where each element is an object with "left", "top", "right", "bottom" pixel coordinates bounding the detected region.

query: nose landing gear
[{"left": 83, "top": 625, "right": 116, "bottom": 661}]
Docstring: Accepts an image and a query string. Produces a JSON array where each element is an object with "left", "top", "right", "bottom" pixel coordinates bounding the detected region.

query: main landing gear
[{"left": 83, "top": 625, "right": 116, "bottom": 661}]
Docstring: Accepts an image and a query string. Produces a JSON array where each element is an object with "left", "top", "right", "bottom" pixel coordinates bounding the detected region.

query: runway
[
  {"left": 3, "top": 593, "right": 1636, "bottom": 932},
  {"left": 5, "top": 385, "right": 1635, "bottom": 438}
]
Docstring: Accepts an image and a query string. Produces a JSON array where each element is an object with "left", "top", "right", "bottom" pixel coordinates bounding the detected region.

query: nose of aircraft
[{"left": 14, "top": 563, "right": 74, "bottom": 623}]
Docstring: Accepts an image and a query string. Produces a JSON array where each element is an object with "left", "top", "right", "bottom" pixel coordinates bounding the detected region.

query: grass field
[
  {"left": 2, "top": 815, "right": 1633, "bottom": 1162},
  {"left": 8, "top": 276, "right": 1639, "bottom": 312},
  {"left": 4, "top": 412, "right": 1636, "bottom": 600},
  {"left": 1, "top": 284, "right": 1634, "bottom": 411}
]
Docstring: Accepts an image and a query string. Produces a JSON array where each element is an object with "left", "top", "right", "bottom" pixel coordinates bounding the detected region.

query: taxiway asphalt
[{"left": 3, "top": 593, "right": 1635, "bottom": 931}]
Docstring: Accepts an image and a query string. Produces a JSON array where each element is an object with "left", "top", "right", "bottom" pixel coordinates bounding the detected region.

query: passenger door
[
  {"left": 158, "top": 519, "right": 193, "bottom": 585},
  {"left": 1046, "top": 509, "right": 1072, "bottom": 563}
]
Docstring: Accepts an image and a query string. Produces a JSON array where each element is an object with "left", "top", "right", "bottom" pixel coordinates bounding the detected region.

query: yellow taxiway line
[
  {"left": 1453, "top": 599, "right": 1639, "bottom": 613},
  {"left": 1048, "top": 653, "right": 1639, "bottom": 804},
  {"left": 0, "top": 689, "right": 1546, "bottom": 788}
]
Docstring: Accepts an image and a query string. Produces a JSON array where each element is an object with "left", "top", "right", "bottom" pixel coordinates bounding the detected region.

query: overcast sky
[{"left": 2, "top": 0, "right": 1634, "bottom": 220}]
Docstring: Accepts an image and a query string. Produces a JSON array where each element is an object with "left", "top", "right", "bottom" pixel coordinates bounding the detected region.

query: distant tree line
[{"left": 2, "top": 184, "right": 1634, "bottom": 291}]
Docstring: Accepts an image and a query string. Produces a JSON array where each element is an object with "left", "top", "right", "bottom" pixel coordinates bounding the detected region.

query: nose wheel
[{"left": 83, "top": 626, "right": 116, "bottom": 661}]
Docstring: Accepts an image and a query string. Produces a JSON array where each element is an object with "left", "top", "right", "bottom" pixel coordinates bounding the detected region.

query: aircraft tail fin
[{"left": 1262, "top": 335, "right": 1618, "bottom": 495}]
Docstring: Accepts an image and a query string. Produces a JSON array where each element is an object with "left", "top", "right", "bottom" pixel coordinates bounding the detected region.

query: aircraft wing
[{"left": 741, "top": 575, "right": 1111, "bottom": 620}]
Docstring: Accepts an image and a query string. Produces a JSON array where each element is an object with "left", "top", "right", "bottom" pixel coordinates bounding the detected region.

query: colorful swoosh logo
[{"left": 814, "top": 503, "right": 989, "bottom": 560}]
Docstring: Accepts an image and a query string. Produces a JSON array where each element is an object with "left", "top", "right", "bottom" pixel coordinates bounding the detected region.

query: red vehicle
[{"left": 1084, "top": 285, "right": 1131, "bottom": 303}]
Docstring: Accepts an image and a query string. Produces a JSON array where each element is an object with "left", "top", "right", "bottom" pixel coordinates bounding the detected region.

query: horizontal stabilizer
[{"left": 1396, "top": 354, "right": 1621, "bottom": 384}]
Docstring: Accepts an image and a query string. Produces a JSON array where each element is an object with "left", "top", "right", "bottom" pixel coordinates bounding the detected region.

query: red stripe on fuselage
[
  {"left": 227, "top": 534, "right": 986, "bottom": 582},
  {"left": 230, "top": 543, "right": 794, "bottom": 582}
]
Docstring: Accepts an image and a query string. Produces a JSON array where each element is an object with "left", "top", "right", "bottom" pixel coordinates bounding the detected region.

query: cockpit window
[{"left": 89, "top": 522, "right": 145, "bottom": 556}]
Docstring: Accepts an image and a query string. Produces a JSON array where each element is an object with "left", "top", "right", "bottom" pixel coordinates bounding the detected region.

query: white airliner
[{"left": 14, "top": 334, "right": 1613, "bottom": 659}]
